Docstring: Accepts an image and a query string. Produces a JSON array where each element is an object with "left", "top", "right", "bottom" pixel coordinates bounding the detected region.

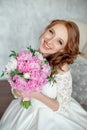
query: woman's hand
[
  {"left": 13, "top": 89, "right": 37, "bottom": 99},
  {"left": 23, "top": 91, "right": 59, "bottom": 111},
  {"left": 13, "top": 89, "right": 24, "bottom": 98},
  {"left": 13, "top": 89, "right": 59, "bottom": 111}
]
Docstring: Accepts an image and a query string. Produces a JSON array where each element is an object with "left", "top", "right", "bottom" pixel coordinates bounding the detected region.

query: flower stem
[{"left": 20, "top": 100, "right": 31, "bottom": 109}]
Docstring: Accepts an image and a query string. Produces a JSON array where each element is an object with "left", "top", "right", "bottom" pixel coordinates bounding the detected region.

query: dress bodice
[
  {"left": 32, "top": 70, "right": 72, "bottom": 112},
  {"left": 42, "top": 70, "right": 72, "bottom": 98},
  {"left": 1, "top": 70, "right": 87, "bottom": 130}
]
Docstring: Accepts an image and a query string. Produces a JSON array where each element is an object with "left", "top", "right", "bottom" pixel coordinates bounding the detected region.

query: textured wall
[{"left": 0, "top": 0, "right": 87, "bottom": 76}]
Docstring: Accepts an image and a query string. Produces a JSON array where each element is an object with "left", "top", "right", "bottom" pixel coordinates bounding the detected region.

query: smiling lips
[{"left": 42, "top": 41, "right": 51, "bottom": 50}]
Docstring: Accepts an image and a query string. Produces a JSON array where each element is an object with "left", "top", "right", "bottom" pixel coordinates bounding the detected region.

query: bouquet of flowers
[{"left": 1, "top": 46, "right": 55, "bottom": 108}]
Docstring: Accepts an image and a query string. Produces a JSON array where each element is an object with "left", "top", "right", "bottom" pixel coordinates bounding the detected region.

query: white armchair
[{"left": 68, "top": 19, "right": 87, "bottom": 110}]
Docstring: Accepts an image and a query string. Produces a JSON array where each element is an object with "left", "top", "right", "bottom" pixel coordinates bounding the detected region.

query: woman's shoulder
[{"left": 55, "top": 64, "right": 72, "bottom": 83}]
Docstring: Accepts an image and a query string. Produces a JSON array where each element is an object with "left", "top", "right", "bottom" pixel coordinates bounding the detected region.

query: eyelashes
[
  {"left": 49, "top": 29, "right": 54, "bottom": 34},
  {"left": 58, "top": 40, "right": 63, "bottom": 45}
]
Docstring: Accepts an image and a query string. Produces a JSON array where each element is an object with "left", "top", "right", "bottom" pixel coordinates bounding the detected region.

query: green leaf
[
  {"left": 0, "top": 71, "right": 5, "bottom": 77},
  {"left": 9, "top": 50, "right": 18, "bottom": 57},
  {"left": 10, "top": 71, "right": 16, "bottom": 77},
  {"left": 20, "top": 100, "right": 31, "bottom": 109},
  {"left": 10, "top": 69, "right": 23, "bottom": 78},
  {"left": 27, "top": 45, "right": 35, "bottom": 55},
  {"left": 18, "top": 73, "right": 23, "bottom": 77},
  {"left": 47, "top": 76, "right": 52, "bottom": 82},
  {"left": 44, "top": 60, "right": 49, "bottom": 64},
  {"left": 51, "top": 68, "right": 56, "bottom": 73},
  {"left": 47, "top": 75, "right": 56, "bottom": 86},
  {"left": 15, "top": 69, "right": 19, "bottom": 73},
  {"left": 10, "top": 69, "right": 18, "bottom": 77}
]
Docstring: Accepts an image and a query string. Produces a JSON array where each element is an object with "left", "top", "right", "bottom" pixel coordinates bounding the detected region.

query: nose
[{"left": 47, "top": 37, "right": 56, "bottom": 45}]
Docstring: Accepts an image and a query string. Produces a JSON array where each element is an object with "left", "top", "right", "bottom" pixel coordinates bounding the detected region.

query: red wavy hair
[{"left": 44, "top": 20, "right": 81, "bottom": 72}]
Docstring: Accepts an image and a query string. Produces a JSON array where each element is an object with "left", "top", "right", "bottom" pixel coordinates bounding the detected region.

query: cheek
[
  {"left": 53, "top": 44, "right": 62, "bottom": 52},
  {"left": 42, "top": 31, "right": 52, "bottom": 39},
  {"left": 40, "top": 34, "right": 45, "bottom": 42}
]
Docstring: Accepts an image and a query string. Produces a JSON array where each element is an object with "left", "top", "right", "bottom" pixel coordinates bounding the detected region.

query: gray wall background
[{"left": 0, "top": 0, "right": 87, "bottom": 77}]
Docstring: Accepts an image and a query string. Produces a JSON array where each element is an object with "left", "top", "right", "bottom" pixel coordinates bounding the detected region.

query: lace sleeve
[{"left": 56, "top": 71, "right": 72, "bottom": 112}]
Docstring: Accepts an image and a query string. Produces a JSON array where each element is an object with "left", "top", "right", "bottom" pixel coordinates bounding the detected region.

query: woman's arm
[
  {"left": 13, "top": 89, "right": 59, "bottom": 111},
  {"left": 29, "top": 92, "right": 59, "bottom": 111},
  {"left": 33, "top": 65, "right": 70, "bottom": 111}
]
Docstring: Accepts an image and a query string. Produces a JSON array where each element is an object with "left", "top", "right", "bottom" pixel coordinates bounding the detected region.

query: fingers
[
  {"left": 13, "top": 89, "right": 30, "bottom": 99},
  {"left": 13, "top": 89, "right": 23, "bottom": 97}
]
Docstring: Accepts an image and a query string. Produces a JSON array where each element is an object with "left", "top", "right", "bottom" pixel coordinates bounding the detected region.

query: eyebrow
[{"left": 49, "top": 27, "right": 54, "bottom": 30}]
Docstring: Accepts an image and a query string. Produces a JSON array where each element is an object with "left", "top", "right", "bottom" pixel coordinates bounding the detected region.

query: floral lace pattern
[{"left": 55, "top": 71, "right": 72, "bottom": 112}]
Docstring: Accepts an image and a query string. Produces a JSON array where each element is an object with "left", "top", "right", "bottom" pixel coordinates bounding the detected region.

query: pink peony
[{"left": 3, "top": 46, "right": 54, "bottom": 108}]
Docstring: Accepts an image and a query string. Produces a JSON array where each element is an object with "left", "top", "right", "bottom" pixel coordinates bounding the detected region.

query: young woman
[{"left": 0, "top": 20, "right": 87, "bottom": 130}]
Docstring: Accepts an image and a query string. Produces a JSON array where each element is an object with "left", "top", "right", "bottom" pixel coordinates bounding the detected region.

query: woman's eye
[
  {"left": 58, "top": 40, "right": 63, "bottom": 45},
  {"left": 49, "top": 29, "right": 53, "bottom": 34}
]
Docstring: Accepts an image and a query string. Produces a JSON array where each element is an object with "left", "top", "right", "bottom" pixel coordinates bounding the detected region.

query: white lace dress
[{"left": 0, "top": 70, "right": 87, "bottom": 130}]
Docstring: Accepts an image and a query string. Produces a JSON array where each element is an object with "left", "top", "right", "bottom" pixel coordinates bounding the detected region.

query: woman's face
[{"left": 39, "top": 24, "right": 68, "bottom": 56}]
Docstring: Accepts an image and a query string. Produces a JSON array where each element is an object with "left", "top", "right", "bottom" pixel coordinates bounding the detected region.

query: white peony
[
  {"left": 23, "top": 73, "right": 30, "bottom": 79},
  {"left": 5, "top": 57, "right": 17, "bottom": 73},
  {"left": 35, "top": 52, "right": 43, "bottom": 61}
]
